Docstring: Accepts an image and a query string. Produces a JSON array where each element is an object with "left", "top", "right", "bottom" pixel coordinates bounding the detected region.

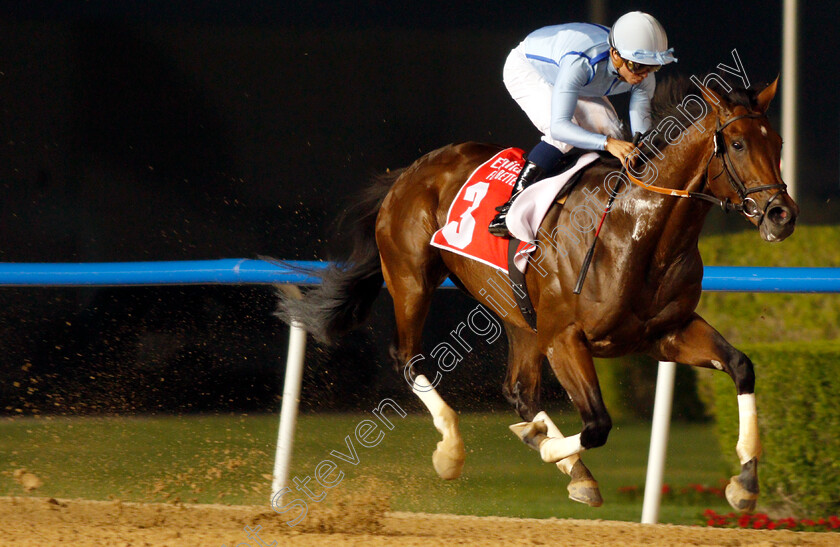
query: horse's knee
[
  {"left": 580, "top": 413, "right": 612, "bottom": 449},
  {"left": 503, "top": 380, "right": 538, "bottom": 422},
  {"left": 502, "top": 382, "right": 516, "bottom": 405},
  {"left": 728, "top": 350, "right": 755, "bottom": 394},
  {"left": 389, "top": 341, "right": 403, "bottom": 372}
]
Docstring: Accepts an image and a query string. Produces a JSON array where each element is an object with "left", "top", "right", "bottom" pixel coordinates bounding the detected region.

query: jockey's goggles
[{"left": 623, "top": 58, "right": 661, "bottom": 74}]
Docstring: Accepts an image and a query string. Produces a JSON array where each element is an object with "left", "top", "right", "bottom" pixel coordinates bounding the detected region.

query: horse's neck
[{"left": 621, "top": 122, "right": 715, "bottom": 265}]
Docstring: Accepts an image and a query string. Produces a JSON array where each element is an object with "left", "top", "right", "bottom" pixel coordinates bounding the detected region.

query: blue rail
[
  {"left": 0, "top": 260, "right": 838, "bottom": 292},
  {"left": 701, "top": 266, "right": 840, "bottom": 293},
  {"left": 0, "top": 259, "right": 329, "bottom": 287}
]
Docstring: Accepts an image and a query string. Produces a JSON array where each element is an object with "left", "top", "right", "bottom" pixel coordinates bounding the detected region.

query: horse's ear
[
  {"left": 756, "top": 75, "right": 780, "bottom": 113},
  {"left": 697, "top": 84, "right": 726, "bottom": 114}
]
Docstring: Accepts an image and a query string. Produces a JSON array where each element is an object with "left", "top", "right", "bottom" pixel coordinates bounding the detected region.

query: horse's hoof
[
  {"left": 509, "top": 420, "right": 548, "bottom": 451},
  {"left": 432, "top": 439, "right": 465, "bottom": 480},
  {"left": 725, "top": 475, "right": 758, "bottom": 513},
  {"left": 567, "top": 460, "right": 602, "bottom": 507},
  {"left": 567, "top": 478, "right": 603, "bottom": 507}
]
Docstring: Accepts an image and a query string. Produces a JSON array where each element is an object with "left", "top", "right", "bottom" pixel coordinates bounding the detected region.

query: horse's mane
[{"left": 644, "top": 74, "right": 762, "bottom": 155}]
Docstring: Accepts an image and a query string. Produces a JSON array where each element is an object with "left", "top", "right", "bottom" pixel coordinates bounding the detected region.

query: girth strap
[{"left": 507, "top": 238, "right": 537, "bottom": 332}]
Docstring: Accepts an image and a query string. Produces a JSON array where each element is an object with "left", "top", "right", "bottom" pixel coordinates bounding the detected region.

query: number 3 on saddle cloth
[{"left": 430, "top": 147, "right": 599, "bottom": 329}]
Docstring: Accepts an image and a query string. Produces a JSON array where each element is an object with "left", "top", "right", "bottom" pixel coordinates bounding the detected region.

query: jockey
[{"left": 489, "top": 11, "right": 677, "bottom": 237}]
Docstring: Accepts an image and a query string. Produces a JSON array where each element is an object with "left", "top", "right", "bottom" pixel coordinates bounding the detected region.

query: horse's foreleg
[
  {"left": 522, "top": 328, "right": 612, "bottom": 464},
  {"left": 504, "top": 326, "right": 602, "bottom": 506},
  {"left": 533, "top": 411, "right": 603, "bottom": 507},
  {"left": 653, "top": 314, "right": 760, "bottom": 513}
]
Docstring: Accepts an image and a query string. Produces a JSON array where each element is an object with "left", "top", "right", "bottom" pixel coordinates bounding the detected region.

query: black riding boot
[{"left": 488, "top": 161, "right": 545, "bottom": 237}]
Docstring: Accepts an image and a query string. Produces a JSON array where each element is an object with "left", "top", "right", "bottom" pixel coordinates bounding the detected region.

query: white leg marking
[
  {"left": 412, "top": 375, "right": 447, "bottom": 425},
  {"left": 711, "top": 359, "right": 724, "bottom": 370},
  {"left": 534, "top": 411, "right": 579, "bottom": 475},
  {"left": 412, "top": 374, "right": 465, "bottom": 479},
  {"left": 736, "top": 393, "right": 762, "bottom": 463},
  {"left": 539, "top": 434, "right": 584, "bottom": 463}
]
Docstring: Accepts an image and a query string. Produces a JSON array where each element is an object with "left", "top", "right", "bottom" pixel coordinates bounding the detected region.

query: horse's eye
[{"left": 732, "top": 141, "right": 744, "bottom": 151}]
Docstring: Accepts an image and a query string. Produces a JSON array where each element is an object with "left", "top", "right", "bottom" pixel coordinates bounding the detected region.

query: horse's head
[{"left": 701, "top": 78, "right": 798, "bottom": 242}]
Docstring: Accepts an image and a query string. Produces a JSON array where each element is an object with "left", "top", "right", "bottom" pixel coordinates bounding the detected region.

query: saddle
[
  {"left": 431, "top": 147, "right": 602, "bottom": 331},
  {"left": 506, "top": 149, "right": 604, "bottom": 331},
  {"left": 549, "top": 148, "right": 606, "bottom": 202}
]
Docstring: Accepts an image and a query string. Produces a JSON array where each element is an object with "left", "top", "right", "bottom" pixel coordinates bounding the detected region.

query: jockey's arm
[
  {"left": 548, "top": 57, "right": 611, "bottom": 151},
  {"left": 628, "top": 75, "right": 656, "bottom": 135}
]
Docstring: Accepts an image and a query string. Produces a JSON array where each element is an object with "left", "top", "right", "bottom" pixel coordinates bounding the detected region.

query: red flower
[
  {"left": 753, "top": 518, "right": 768, "bottom": 529},
  {"left": 696, "top": 508, "right": 840, "bottom": 532}
]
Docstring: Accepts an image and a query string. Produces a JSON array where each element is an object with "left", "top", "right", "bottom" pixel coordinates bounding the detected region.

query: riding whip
[{"left": 573, "top": 132, "right": 642, "bottom": 295}]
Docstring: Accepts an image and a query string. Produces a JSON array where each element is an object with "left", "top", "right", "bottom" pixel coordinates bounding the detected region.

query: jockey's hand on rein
[{"left": 605, "top": 137, "right": 638, "bottom": 167}]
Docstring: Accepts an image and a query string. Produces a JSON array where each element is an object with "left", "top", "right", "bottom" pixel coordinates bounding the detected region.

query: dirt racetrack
[{"left": 0, "top": 497, "right": 837, "bottom": 547}]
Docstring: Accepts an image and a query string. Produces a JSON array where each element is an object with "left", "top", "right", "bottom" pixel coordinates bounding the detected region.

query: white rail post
[
  {"left": 271, "top": 287, "right": 307, "bottom": 501},
  {"left": 781, "top": 0, "right": 799, "bottom": 199},
  {"left": 641, "top": 360, "right": 677, "bottom": 524}
]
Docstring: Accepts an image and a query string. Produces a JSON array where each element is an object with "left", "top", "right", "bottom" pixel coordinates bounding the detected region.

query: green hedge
[
  {"left": 701, "top": 341, "right": 840, "bottom": 516},
  {"left": 697, "top": 225, "right": 840, "bottom": 345},
  {"left": 698, "top": 224, "right": 840, "bottom": 268},
  {"left": 597, "top": 355, "right": 706, "bottom": 422}
]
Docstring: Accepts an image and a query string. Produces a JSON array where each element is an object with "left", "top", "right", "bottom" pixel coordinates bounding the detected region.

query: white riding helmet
[{"left": 609, "top": 11, "right": 677, "bottom": 66}]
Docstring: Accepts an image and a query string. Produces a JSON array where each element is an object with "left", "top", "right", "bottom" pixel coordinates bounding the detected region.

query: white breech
[{"left": 502, "top": 47, "right": 624, "bottom": 153}]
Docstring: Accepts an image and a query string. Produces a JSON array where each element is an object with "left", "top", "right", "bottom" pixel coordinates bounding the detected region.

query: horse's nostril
[{"left": 768, "top": 206, "right": 790, "bottom": 225}]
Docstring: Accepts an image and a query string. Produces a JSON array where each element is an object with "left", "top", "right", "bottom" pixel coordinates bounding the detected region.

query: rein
[{"left": 622, "top": 113, "right": 788, "bottom": 221}]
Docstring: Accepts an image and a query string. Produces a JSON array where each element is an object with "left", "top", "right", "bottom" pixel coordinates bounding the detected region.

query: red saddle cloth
[{"left": 430, "top": 147, "right": 534, "bottom": 273}]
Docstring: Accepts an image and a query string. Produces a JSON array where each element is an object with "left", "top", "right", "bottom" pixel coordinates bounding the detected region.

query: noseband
[{"left": 623, "top": 112, "right": 788, "bottom": 223}]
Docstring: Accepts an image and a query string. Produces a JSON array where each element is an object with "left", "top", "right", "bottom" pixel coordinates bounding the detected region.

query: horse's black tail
[{"left": 271, "top": 169, "right": 403, "bottom": 344}]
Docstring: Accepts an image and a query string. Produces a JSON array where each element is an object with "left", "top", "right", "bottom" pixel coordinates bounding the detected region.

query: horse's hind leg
[
  {"left": 409, "top": 371, "right": 465, "bottom": 480},
  {"left": 379, "top": 240, "right": 465, "bottom": 480},
  {"left": 503, "top": 325, "right": 603, "bottom": 507}
]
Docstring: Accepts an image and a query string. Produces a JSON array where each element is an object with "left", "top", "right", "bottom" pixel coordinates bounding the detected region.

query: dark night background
[{"left": 0, "top": 1, "right": 837, "bottom": 416}]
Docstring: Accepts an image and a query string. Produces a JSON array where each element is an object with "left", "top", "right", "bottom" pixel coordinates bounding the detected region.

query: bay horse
[{"left": 277, "top": 77, "right": 797, "bottom": 513}]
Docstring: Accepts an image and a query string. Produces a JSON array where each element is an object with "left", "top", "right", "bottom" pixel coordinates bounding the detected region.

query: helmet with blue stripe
[{"left": 609, "top": 12, "right": 677, "bottom": 66}]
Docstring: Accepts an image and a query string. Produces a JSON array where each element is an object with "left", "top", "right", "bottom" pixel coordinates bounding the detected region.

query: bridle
[{"left": 623, "top": 112, "right": 788, "bottom": 223}]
